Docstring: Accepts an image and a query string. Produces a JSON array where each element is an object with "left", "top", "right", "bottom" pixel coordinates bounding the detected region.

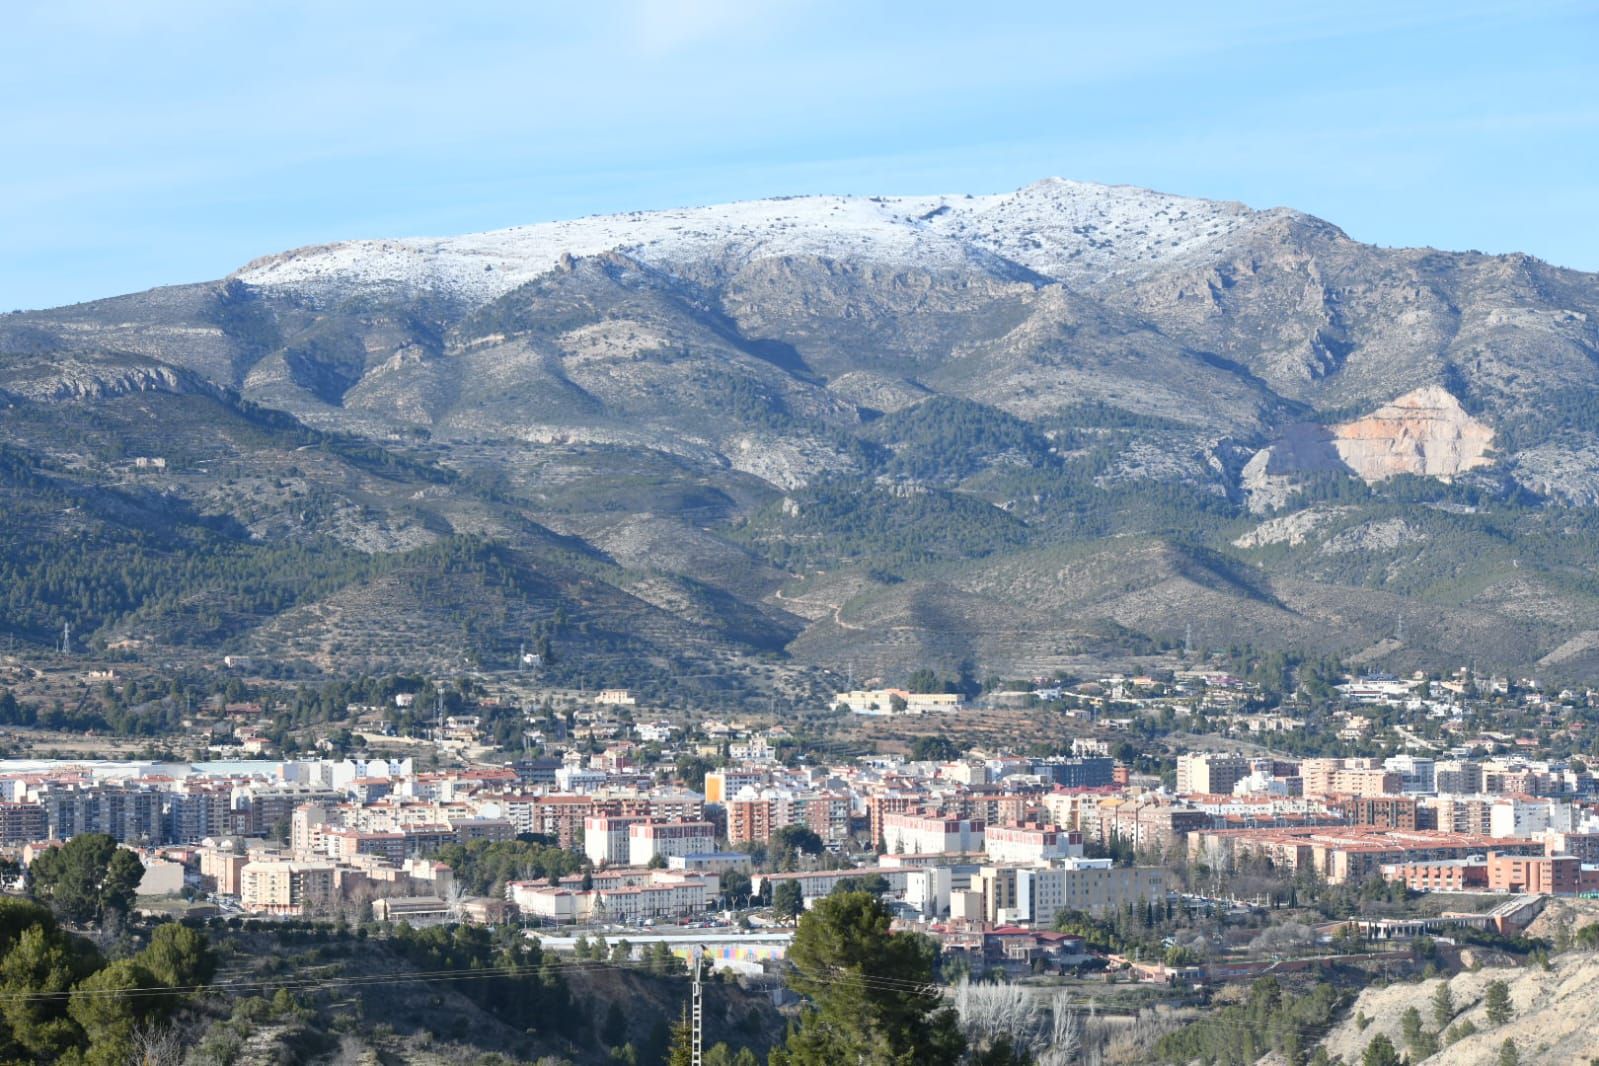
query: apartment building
[
  {"left": 164, "top": 785, "right": 236, "bottom": 843},
  {"left": 510, "top": 872, "right": 716, "bottom": 924},
  {"left": 979, "top": 859, "right": 1167, "bottom": 923},
  {"left": 882, "top": 813, "right": 983, "bottom": 856},
  {"left": 752, "top": 867, "right": 911, "bottom": 901},
  {"left": 40, "top": 785, "right": 164, "bottom": 844},
  {"left": 1330, "top": 795, "right": 1419, "bottom": 831},
  {"left": 1175, "top": 753, "right": 1251, "bottom": 796},
  {"left": 704, "top": 770, "right": 766, "bottom": 804},
  {"left": 627, "top": 820, "right": 715, "bottom": 867},
  {"left": 1189, "top": 826, "right": 1544, "bottom": 884},
  {"left": 240, "top": 860, "right": 337, "bottom": 915},
  {"left": 0, "top": 802, "right": 46, "bottom": 845},
  {"left": 584, "top": 815, "right": 644, "bottom": 866},
  {"left": 983, "top": 825, "right": 1080, "bottom": 864}
]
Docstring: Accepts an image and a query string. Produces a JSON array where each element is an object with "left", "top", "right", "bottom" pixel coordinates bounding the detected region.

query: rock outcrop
[
  {"left": 1243, "top": 386, "right": 1495, "bottom": 507},
  {"left": 1328, "top": 385, "right": 1495, "bottom": 481}
]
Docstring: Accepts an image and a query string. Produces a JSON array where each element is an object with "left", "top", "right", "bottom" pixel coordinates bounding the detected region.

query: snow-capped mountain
[
  {"left": 8, "top": 177, "right": 1599, "bottom": 683},
  {"left": 234, "top": 178, "right": 1266, "bottom": 304}
]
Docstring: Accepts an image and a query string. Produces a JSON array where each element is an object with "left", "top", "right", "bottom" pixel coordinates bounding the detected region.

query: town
[{"left": 4, "top": 658, "right": 1599, "bottom": 996}]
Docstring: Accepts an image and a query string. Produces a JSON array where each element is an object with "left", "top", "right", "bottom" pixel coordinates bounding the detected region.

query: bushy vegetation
[
  {"left": 868, "top": 396, "right": 1053, "bottom": 483},
  {"left": 430, "top": 838, "right": 588, "bottom": 897},
  {"left": 1153, "top": 977, "right": 1343, "bottom": 1066},
  {"left": 0, "top": 899, "right": 214, "bottom": 1065}
]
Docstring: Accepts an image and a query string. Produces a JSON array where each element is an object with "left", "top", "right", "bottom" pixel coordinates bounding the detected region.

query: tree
[
  {"left": 1497, "top": 1038, "right": 1521, "bottom": 1066},
  {"left": 772, "top": 881, "right": 804, "bottom": 924},
  {"left": 667, "top": 1011, "right": 694, "bottom": 1066},
  {"left": 139, "top": 922, "right": 216, "bottom": 996},
  {"left": 770, "top": 891, "right": 964, "bottom": 1066},
  {"left": 68, "top": 957, "right": 167, "bottom": 1066},
  {"left": 0, "top": 920, "right": 94, "bottom": 1059},
  {"left": 721, "top": 869, "right": 752, "bottom": 905},
  {"left": 771, "top": 825, "right": 824, "bottom": 859},
  {"left": 1431, "top": 980, "right": 1456, "bottom": 1030},
  {"left": 1361, "top": 1033, "right": 1402, "bottom": 1066},
  {"left": 910, "top": 736, "right": 958, "bottom": 762},
  {"left": 27, "top": 834, "right": 144, "bottom": 926},
  {"left": 1484, "top": 978, "right": 1513, "bottom": 1025},
  {"left": 601, "top": 999, "right": 628, "bottom": 1048},
  {"left": 1400, "top": 1006, "right": 1425, "bottom": 1051}
]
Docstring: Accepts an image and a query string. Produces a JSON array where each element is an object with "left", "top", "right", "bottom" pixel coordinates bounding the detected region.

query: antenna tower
[
  {"left": 1184, "top": 622, "right": 1193, "bottom": 659},
  {"left": 691, "top": 947, "right": 705, "bottom": 1066}
]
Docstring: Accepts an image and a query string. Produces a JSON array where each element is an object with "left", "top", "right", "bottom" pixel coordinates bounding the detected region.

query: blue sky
[{"left": 2, "top": 0, "right": 1595, "bottom": 310}]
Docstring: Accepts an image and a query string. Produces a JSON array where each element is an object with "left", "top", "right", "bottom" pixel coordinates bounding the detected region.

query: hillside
[
  {"left": 1321, "top": 951, "right": 1599, "bottom": 1066},
  {"left": 6, "top": 178, "right": 1599, "bottom": 684}
]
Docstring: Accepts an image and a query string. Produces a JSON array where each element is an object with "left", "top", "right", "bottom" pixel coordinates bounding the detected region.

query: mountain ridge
[{"left": 6, "top": 177, "right": 1599, "bottom": 688}]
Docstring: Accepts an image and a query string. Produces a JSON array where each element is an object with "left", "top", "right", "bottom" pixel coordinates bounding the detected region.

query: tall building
[
  {"left": 979, "top": 859, "right": 1167, "bottom": 923},
  {"left": 40, "top": 785, "right": 164, "bottom": 844},
  {"left": 584, "top": 815, "right": 644, "bottom": 866},
  {"left": 1034, "top": 758, "right": 1115, "bottom": 789},
  {"left": 627, "top": 821, "right": 716, "bottom": 866},
  {"left": 1175, "top": 754, "right": 1251, "bottom": 796}
]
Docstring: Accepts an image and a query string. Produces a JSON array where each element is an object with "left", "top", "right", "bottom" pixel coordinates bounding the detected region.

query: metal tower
[{"left": 691, "top": 946, "right": 705, "bottom": 1066}]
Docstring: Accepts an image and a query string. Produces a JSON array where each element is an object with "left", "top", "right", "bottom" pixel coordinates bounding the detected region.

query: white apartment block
[
  {"left": 882, "top": 813, "right": 983, "bottom": 856},
  {"left": 994, "top": 859, "right": 1166, "bottom": 924},
  {"left": 983, "top": 825, "right": 1081, "bottom": 864},
  {"left": 831, "top": 689, "right": 963, "bottom": 716},
  {"left": 510, "top": 873, "right": 714, "bottom": 924},
  {"left": 904, "top": 866, "right": 952, "bottom": 918},
  {"left": 1491, "top": 796, "right": 1553, "bottom": 839},
  {"left": 752, "top": 867, "right": 912, "bottom": 901},
  {"left": 628, "top": 820, "right": 716, "bottom": 867},
  {"left": 584, "top": 815, "right": 643, "bottom": 866}
]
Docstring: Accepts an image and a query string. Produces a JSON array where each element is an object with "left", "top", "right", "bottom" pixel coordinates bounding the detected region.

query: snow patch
[{"left": 234, "top": 179, "right": 1264, "bottom": 306}]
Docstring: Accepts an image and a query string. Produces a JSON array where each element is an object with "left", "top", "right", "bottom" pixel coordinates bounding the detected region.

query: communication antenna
[
  {"left": 60, "top": 621, "right": 71, "bottom": 655},
  {"left": 691, "top": 946, "right": 705, "bottom": 1066},
  {"left": 1184, "top": 623, "right": 1193, "bottom": 659},
  {"left": 1396, "top": 614, "right": 1405, "bottom": 643}
]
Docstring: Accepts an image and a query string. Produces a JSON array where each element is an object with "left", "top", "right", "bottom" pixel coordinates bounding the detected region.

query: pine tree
[
  {"left": 1431, "top": 979, "right": 1455, "bottom": 1030},
  {"left": 1361, "top": 1033, "right": 1402, "bottom": 1066},
  {"left": 667, "top": 1007, "right": 694, "bottom": 1066},
  {"left": 770, "top": 891, "right": 965, "bottom": 1066},
  {"left": 1484, "top": 979, "right": 1513, "bottom": 1025}
]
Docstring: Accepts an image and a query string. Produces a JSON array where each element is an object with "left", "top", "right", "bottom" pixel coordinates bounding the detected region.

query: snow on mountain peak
[{"left": 232, "top": 179, "right": 1262, "bottom": 305}]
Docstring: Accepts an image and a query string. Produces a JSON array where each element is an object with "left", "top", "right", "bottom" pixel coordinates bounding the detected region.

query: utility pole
[{"left": 691, "top": 946, "right": 705, "bottom": 1066}]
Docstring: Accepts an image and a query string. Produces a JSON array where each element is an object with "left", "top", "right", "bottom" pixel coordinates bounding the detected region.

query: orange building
[{"left": 1488, "top": 852, "right": 1579, "bottom": 895}]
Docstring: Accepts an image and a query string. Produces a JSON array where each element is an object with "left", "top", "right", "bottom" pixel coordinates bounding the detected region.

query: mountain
[{"left": 6, "top": 178, "right": 1599, "bottom": 688}]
